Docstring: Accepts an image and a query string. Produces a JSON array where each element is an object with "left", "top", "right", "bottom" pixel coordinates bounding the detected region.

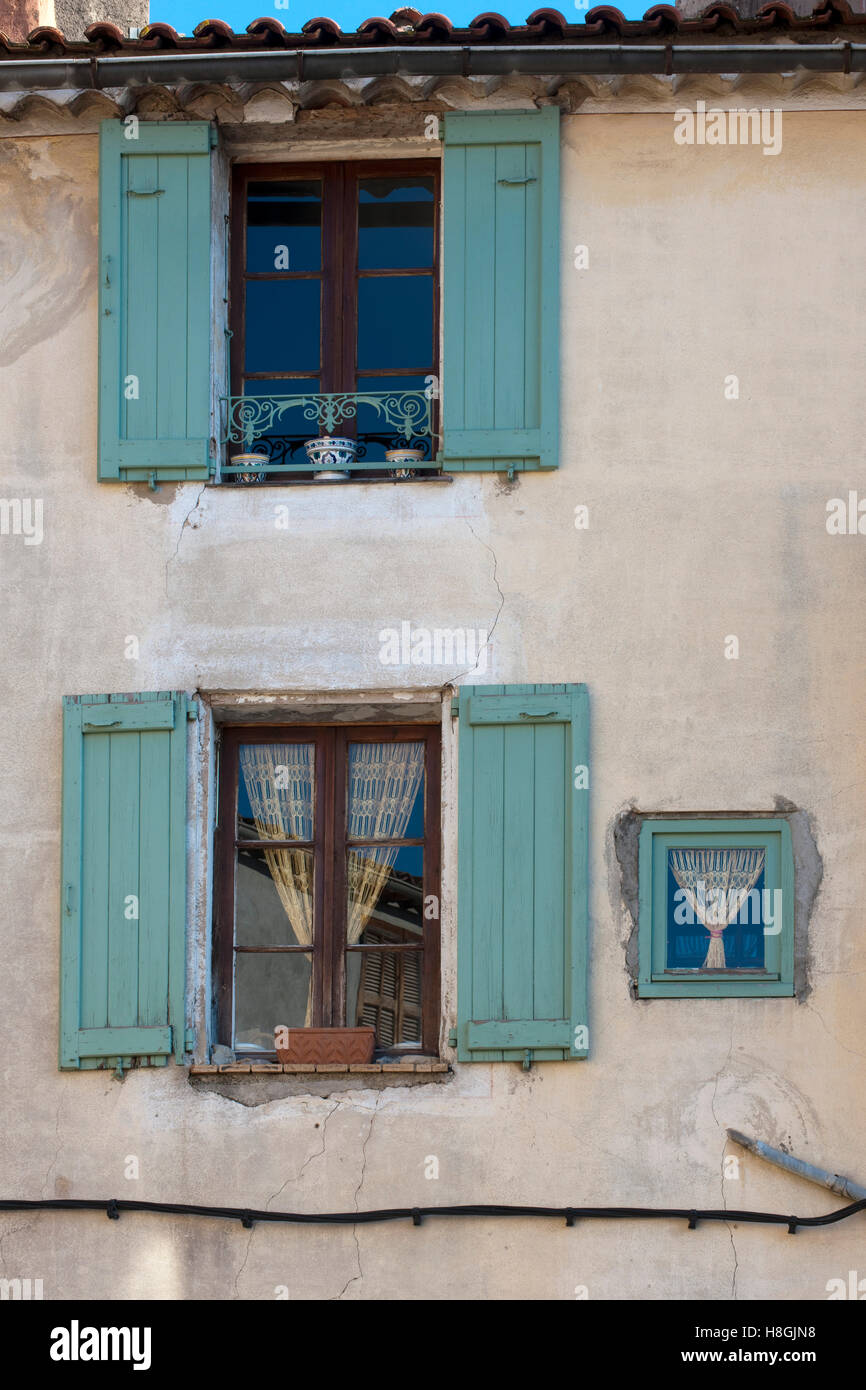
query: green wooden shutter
[
  {"left": 59, "top": 693, "right": 190, "bottom": 1070},
  {"left": 98, "top": 120, "right": 213, "bottom": 483},
  {"left": 455, "top": 684, "right": 588, "bottom": 1062},
  {"left": 440, "top": 109, "right": 560, "bottom": 474}
]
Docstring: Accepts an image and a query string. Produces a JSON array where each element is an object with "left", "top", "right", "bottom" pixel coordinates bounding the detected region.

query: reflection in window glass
[
  {"left": 346, "top": 942, "right": 423, "bottom": 1048},
  {"left": 358, "top": 176, "right": 434, "bottom": 270},
  {"left": 348, "top": 847, "right": 423, "bottom": 944},
  {"left": 235, "top": 952, "right": 312, "bottom": 1049},
  {"left": 236, "top": 848, "right": 314, "bottom": 948},
  {"left": 246, "top": 180, "right": 322, "bottom": 273}
]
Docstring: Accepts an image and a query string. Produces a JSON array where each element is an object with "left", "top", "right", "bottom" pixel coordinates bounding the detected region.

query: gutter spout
[{"left": 727, "top": 1129, "right": 866, "bottom": 1203}]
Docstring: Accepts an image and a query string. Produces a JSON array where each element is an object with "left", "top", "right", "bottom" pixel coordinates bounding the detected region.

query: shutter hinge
[
  {"left": 450, "top": 695, "right": 460, "bottom": 720},
  {"left": 447, "top": 1028, "right": 458, "bottom": 1048},
  {"left": 210, "top": 126, "right": 219, "bottom": 148},
  {"left": 186, "top": 701, "right": 199, "bottom": 721},
  {"left": 184, "top": 1028, "right": 196, "bottom": 1053}
]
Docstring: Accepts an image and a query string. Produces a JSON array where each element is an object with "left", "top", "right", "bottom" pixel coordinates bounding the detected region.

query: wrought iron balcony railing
[{"left": 221, "top": 390, "right": 437, "bottom": 479}]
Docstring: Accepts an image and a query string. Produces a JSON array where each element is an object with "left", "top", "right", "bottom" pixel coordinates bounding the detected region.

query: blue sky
[{"left": 157, "top": 1, "right": 650, "bottom": 37}]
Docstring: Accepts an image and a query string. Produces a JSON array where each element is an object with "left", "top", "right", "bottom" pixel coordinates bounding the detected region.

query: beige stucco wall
[{"left": 1, "top": 96, "right": 865, "bottom": 1301}]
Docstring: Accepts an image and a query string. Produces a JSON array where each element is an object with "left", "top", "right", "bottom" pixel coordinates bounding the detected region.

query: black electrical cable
[{"left": 1, "top": 1195, "right": 864, "bottom": 1234}]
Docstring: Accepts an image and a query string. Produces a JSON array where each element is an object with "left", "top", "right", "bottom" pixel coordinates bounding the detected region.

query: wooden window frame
[
  {"left": 229, "top": 159, "right": 441, "bottom": 404},
  {"left": 214, "top": 723, "right": 441, "bottom": 1056},
  {"left": 636, "top": 818, "right": 795, "bottom": 999}
]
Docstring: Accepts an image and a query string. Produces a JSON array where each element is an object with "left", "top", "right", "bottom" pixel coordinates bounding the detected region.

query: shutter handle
[
  {"left": 497, "top": 177, "right": 537, "bottom": 186},
  {"left": 126, "top": 188, "right": 165, "bottom": 198},
  {"left": 65, "top": 884, "right": 75, "bottom": 914},
  {"left": 519, "top": 710, "right": 556, "bottom": 718}
]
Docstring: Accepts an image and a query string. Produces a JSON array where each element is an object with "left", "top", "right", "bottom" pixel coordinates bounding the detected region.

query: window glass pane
[
  {"left": 666, "top": 852, "right": 766, "bottom": 970},
  {"left": 235, "top": 952, "right": 312, "bottom": 1049},
  {"left": 348, "top": 847, "right": 424, "bottom": 945},
  {"left": 246, "top": 179, "right": 322, "bottom": 273},
  {"left": 245, "top": 280, "right": 320, "bottom": 373},
  {"left": 358, "top": 176, "right": 434, "bottom": 270},
  {"left": 346, "top": 946, "right": 423, "bottom": 1048},
  {"left": 346, "top": 740, "right": 424, "bottom": 841},
  {"left": 238, "top": 742, "right": 315, "bottom": 839},
  {"left": 357, "top": 276, "right": 433, "bottom": 371},
  {"left": 236, "top": 848, "right": 314, "bottom": 948}
]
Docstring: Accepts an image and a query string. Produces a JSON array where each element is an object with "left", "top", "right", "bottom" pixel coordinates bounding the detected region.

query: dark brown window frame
[
  {"left": 229, "top": 158, "right": 441, "bottom": 406},
  {"left": 214, "top": 723, "right": 441, "bottom": 1058}
]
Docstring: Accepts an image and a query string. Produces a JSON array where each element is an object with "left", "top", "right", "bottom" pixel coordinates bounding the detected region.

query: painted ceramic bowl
[
  {"left": 305, "top": 436, "right": 357, "bottom": 481},
  {"left": 230, "top": 452, "right": 269, "bottom": 484}
]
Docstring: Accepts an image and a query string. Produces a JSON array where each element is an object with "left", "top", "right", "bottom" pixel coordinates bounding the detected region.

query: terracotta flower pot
[{"left": 274, "top": 1026, "right": 376, "bottom": 1065}]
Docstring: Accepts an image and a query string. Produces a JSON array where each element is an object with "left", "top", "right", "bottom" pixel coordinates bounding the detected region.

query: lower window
[
  {"left": 637, "top": 818, "right": 794, "bottom": 997},
  {"left": 214, "top": 724, "right": 441, "bottom": 1056}
]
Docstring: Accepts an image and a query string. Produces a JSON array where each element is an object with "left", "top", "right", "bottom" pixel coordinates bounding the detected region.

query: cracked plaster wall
[{"left": 1, "top": 106, "right": 865, "bottom": 1301}]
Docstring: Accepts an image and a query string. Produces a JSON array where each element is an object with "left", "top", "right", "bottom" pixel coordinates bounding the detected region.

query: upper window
[
  {"left": 228, "top": 161, "right": 440, "bottom": 481},
  {"left": 637, "top": 819, "right": 794, "bottom": 998},
  {"left": 215, "top": 725, "right": 441, "bottom": 1056}
]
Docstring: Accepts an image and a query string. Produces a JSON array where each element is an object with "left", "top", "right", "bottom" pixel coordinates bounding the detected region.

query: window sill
[
  {"left": 190, "top": 1061, "right": 449, "bottom": 1075},
  {"left": 214, "top": 474, "right": 454, "bottom": 488}
]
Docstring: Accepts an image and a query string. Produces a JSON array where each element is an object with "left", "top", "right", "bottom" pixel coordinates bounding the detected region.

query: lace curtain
[{"left": 670, "top": 848, "right": 765, "bottom": 968}]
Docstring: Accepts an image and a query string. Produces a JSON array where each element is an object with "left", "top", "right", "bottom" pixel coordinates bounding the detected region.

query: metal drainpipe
[
  {"left": 0, "top": 43, "right": 865, "bottom": 91},
  {"left": 728, "top": 1129, "right": 866, "bottom": 1202}
]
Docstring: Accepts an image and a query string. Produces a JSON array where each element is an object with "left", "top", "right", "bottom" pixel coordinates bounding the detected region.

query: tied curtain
[
  {"left": 239, "top": 743, "right": 315, "bottom": 1024},
  {"left": 669, "top": 848, "right": 765, "bottom": 968},
  {"left": 239, "top": 740, "right": 424, "bottom": 1026}
]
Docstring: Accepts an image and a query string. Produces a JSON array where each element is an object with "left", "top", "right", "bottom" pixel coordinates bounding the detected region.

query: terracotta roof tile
[{"left": 0, "top": 3, "right": 864, "bottom": 58}]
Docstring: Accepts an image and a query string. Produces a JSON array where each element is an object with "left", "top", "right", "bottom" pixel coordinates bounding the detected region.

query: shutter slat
[
  {"left": 456, "top": 683, "right": 588, "bottom": 1062},
  {"left": 59, "top": 693, "right": 189, "bottom": 1069},
  {"left": 441, "top": 109, "right": 560, "bottom": 473},
  {"left": 98, "top": 121, "right": 212, "bottom": 482},
  {"left": 107, "top": 730, "right": 140, "bottom": 1029}
]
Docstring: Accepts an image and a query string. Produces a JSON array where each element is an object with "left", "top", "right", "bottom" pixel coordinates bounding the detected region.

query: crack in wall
[
  {"left": 232, "top": 1227, "right": 254, "bottom": 1302},
  {"left": 450, "top": 518, "right": 506, "bottom": 683},
  {"left": 803, "top": 1000, "right": 866, "bottom": 1062},
  {"left": 332, "top": 1096, "right": 381, "bottom": 1301},
  {"left": 231, "top": 1101, "right": 342, "bottom": 1299},
  {"left": 710, "top": 1024, "right": 739, "bottom": 1300},
  {"left": 40, "top": 1098, "right": 64, "bottom": 1199},
  {"left": 266, "top": 1101, "right": 341, "bottom": 1211},
  {"left": 164, "top": 483, "right": 206, "bottom": 598}
]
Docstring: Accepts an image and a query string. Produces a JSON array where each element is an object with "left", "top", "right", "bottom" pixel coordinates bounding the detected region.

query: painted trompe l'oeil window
[
  {"left": 638, "top": 820, "right": 794, "bottom": 998},
  {"left": 214, "top": 726, "right": 441, "bottom": 1055},
  {"left": 229, "top": 162, "right": 439, "bottom": 479}
]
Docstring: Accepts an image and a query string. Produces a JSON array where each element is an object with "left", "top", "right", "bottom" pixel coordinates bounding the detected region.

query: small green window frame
[{"left": 637, "top": 818, "right": 794, "bottom": 998}]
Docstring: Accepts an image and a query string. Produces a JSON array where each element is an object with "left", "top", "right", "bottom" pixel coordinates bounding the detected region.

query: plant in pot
[
  {"left": 230, "top": 451, "right": 269, "bottom": 484},
  {"left": 274, "top": 1025, "right": 376, "bottom": 1065},
  {"left": 384, "top": 445, "right": 424, "bottom": 479},
  {"left": 304, "top": 434, "right": 358, "bottom": 482}
]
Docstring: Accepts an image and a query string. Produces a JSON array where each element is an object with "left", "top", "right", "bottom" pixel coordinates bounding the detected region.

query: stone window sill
[{"left": 190, "top": 1061, "right": 450, "bottom": 1075}]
